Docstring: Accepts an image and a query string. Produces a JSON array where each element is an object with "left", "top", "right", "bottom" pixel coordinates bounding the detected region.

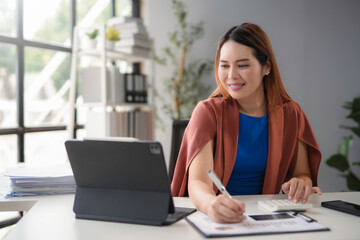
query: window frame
[{"left": 0, "top": 0, "right": 139, "bottom": 163}]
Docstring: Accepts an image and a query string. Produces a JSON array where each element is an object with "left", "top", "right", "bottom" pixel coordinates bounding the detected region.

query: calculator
[{"left": 258, "top": 199, "right": 313, "bottom": 212}]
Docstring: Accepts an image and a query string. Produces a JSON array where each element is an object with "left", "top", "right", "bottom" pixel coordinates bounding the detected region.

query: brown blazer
[{"left": 171, "top": 97, "right": 321, "bottom": 197}]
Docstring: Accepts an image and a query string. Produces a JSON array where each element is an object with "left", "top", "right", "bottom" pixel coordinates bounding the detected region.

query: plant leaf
[
  {"left": 326, "top": 153, "right": 349, "bottom": 172},
  {"left": 340, "top": 126, "right": 360, "bottom": 138},
  {"left": 346, "top": 112, "right": 360, "bottom": 124},
  {"left": 337, "top": 135, "right": 353, "bottom": 158},
  {"left": 153, "top": 0, "right": 212, "bottom": 123},
  {"left": 342, "top": 101, "right": 353, "bottom": 110},
  {"left": 346, "top": 171, "right": 360, "bottom": 191},
  {"left": 351, "top": 95, "right": 360, "bottom": 113}
]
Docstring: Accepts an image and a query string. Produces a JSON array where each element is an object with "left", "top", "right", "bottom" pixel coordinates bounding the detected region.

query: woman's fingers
[
  {"left": 301, "top": 184, "right": 313, "bottom": 203},
  {"left": 287, "top": 179, "right": 299, "bottom": 200},
  {"left": 208, "top": 195, "right": 246, "bottom": 223},
  {"left": 312, "top": 186, "right": 322, "bottom": 195},
  {"left": 283, "top": 178, "right": 320, "bottom": 203},
  {"left": 281, "top": 182, "right": 290, "bottom": 195}
]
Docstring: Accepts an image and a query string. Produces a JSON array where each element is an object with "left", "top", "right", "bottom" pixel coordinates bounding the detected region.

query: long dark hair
[{"left": 210, "top": 23, "right": 291, "bottom": 113}]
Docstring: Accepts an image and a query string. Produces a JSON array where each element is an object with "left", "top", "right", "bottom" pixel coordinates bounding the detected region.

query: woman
[{"left": 171, "top": 23, "right": 322, "bottom": 223}]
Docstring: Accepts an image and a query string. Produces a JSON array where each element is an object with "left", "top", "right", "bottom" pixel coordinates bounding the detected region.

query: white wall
[{"left": 143, "top": 0, "right": 360, "bottom": 192}]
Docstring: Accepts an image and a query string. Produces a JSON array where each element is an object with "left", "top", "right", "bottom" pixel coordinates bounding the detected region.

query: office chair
[{"left": 168, "top": 119, "right": 189, "bottom": 183}]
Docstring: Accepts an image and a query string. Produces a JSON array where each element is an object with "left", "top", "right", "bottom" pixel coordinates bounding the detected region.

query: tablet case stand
[
  {"left": 65, "top": 139, "right": 188, "bottom": 226},
  {"left": 74, "top": 187, "right": 172, "bottom": 225}
]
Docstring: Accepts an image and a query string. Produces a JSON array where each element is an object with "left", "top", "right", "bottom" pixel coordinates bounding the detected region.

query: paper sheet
[{"left": 186, "top": 212, "right": 329, "bottom": 237}]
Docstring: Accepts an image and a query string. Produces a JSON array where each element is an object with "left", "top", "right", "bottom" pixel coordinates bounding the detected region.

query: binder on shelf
[
  {"left": 142, "top": 75, "right": 148, "bottom": 103},
  {"left": 124, "top": 73, "right": 135, "bottom": 103},
  {"left": 124, "top": 73, "right": 148, "bottom": 104}
]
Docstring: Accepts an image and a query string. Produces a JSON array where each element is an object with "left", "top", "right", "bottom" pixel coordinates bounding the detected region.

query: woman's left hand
[{"left": 281, "top": 177, "right": 322, "bottom": 203}]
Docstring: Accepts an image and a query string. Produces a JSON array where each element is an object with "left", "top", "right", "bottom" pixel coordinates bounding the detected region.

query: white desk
[{"left": 1, "top": 192, "right": 360, "bottom": 240}]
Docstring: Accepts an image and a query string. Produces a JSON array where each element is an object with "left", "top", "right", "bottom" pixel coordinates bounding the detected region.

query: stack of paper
[
  {"left": 1, "top": 167, "right": 76, "bottom": 197},
  {"left": 107, "top": 17, "right": 153, "bottom": 58}
]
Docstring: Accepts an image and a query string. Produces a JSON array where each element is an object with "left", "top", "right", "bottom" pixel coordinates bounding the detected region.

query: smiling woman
[{"left": 171, "top": 23, "right": 322, "bottom": 224}]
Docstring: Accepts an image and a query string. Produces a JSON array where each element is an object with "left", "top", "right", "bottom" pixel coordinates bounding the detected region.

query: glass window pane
[
  {"left": 0, "top": 0, "right": 16, "bottom": 37},
  {"left": 77, "top": 0, "right": 111, "bottom": 27},
  {"left": 25, "top": 131, "right": 68, "bottom": 165},
  {"left": 0, "top": 135, "right": 17, "bottom": 172},
  {"left": 0, "top": 43, "right": 17, "bottom": 128},
  {"left": 116, "top": 0, "right": 132, "bottom": 17},
  {"left": 24, "top": 0, "right": 71, "bottom": 46},
  {"left": 76, "top": 129, "right": 86, "bottom": 139},
  {"left": 24, "top": 47, "right": 71, "bottom": 127}
]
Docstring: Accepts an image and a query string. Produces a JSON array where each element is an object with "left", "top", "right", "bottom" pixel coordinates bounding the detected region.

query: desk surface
[{"left": 1, "top": 192, "right": 360, "bottom": 240}]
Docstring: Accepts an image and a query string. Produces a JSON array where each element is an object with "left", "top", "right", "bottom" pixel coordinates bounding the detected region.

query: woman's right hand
[{"left": 207, "top": 194, "right": 246, "bottom": 223}]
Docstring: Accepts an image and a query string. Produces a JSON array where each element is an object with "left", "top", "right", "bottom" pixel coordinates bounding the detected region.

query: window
[
  {"left": 0, "top": 0, "right": 16, "bottom": 37},
  {"left": 0, "top": 43, "right": 17, "bottom": 128},
  {"left": 0, "top": 0, "right": 135, "bottom": 170},
  {"left": 24, "top": 47, "right": 71, "bottom": 126},
  {"left": 24, "top": 0, "right": 71, "bottom": 46}
]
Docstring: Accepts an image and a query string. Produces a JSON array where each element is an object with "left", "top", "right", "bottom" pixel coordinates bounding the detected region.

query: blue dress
[{"left": 227, "top": 113, "right": 268, "bottom": 195}]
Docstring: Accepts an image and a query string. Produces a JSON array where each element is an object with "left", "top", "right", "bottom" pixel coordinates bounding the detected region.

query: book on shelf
[
  {"left": 107, "top": 16, "right": 152, "bottom": 58},
  {"left": 107, "top": 16, "right": 150, "bottom": 39},
  {"left": 116, "top": 46, "right": 151, "bottom": 58},
  {"left": 82, "top": 66, "right": 127, "bottom": 105},
  {"left": 112, "top": 22, "right": 148, "bottom": 36},
  {"left": 116, "top": 37, "right": 153, "bottom": 49},
  {"left": 85, "top": 108, "right": 154, "bottom": 140},
  {"left": 108, "top": 65, "right": 125, "bottom": 105},
  {"left": 107, "top": 17, "right": 146, "bottom": 30},
  {"left": 121, "top": 32, "right": 150, "bottom": 41},
  {"left": 107, "top": 16, "right": 143, "bottom": 25}
]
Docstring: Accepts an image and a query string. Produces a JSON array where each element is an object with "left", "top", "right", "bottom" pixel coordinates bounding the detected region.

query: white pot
[
  {"left": 106, "top": 40, "right": 115, "bottom": 49},
  {"left": 84, "top": 39, "right": 97, "bottom": 49}
]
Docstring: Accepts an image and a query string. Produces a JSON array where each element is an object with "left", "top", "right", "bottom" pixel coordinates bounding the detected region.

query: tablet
[{"left": 321, "top": 200, "right": 360, "bottom": 217}]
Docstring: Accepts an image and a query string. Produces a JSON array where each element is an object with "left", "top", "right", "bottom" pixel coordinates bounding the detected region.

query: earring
[{"left": 266, "top": 72, "right": 270, "bottom": 75}]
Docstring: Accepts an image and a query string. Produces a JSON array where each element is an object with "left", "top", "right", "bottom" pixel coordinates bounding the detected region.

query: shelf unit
[{"left": 67, "top": 24, "right": 153, "bottom": 139}]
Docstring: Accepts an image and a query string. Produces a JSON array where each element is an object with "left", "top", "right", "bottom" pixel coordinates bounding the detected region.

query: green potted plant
[
  {"left": 326, "top": 95, "right": 360, "bottom": 191},
  {"left": 106, "top": 26, "right": 120, "bottom": 49},
  {"left": 84, "top": 29, "right": 99, "bottom": 49},
  {"left": 153, "top": 0, "right": 213, "bottom": 127}
]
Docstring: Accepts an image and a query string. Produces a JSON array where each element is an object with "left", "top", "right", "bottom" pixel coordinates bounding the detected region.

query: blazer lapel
[
  {"left": 263, "top": 106, "right": 284, "bottom": 194},
  {"left": 222, "top": 99, "right": 239, "bottom": 186}
]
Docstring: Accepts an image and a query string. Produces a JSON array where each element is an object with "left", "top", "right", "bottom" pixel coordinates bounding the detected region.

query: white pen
[{"left": 207, "top": 170, "right": 233, "bottom": 199}]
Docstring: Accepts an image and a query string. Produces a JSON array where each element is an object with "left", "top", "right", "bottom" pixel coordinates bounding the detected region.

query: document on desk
[
  {"left": 1, "top": 166, "right": 76, "bottom": 197},
  {"left": 186, "top": 212, "right": 329, "bottom": 238}
]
